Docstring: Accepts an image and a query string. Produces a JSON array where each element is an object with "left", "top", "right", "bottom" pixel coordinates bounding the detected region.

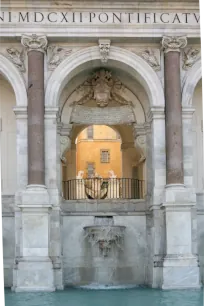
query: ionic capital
[
  {"left": 21, "top": 34, "right": 48, "bottom": 53},
  {"left": 161, "top": 36, "right": 187, "bottom": 54}
]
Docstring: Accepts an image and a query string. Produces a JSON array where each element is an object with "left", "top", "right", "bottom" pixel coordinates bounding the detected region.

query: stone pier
[
  {"left": 12, "top": 34, "right": 55, "bottom": 292},
  {"left": 161, "top": 36, "right": 200, "bottom": 289}
]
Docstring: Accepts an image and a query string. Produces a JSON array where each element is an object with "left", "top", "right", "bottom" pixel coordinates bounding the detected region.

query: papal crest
[{"left": 73, "top": 69, "right": 132, "bottom": 107}]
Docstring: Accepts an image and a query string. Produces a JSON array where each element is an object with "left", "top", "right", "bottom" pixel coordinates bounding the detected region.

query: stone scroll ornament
[
  {"left": 60, "top": 135, "right": 71, "bottom": 164},
  {"left": 21, "top": 34, "right": 48, "bottom": 52},
  {"left": 133, "top": 124, "right": 146, "bottom": 163},
  {"left": 72, "top": 69, "right": 132, "bottom": 108},
  {"left": 161, "top": 36, "right": 187, "bottom": 53}
]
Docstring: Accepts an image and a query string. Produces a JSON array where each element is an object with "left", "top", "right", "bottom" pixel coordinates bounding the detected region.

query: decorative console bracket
[
  {"left": 57, "top": 123, "right": 73, "bottom": 163},
  {"left": 98, "top": 39, "right": 111, "bottom": 63},
  {"left": 132, "top": 124, "right": 147, "bottom": 161}
]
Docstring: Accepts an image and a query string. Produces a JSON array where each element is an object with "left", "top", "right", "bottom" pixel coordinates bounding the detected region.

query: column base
[
  {"left": 162, "top": 255, "right": 201, "bottom": 289},
  {"left": 161, "top": 184, "right": 201, "bottom": 289},
  {"left": 12, "top": 257, "right": 55, "bottom": 292},
  {"left": 21, "top": 184, "right": 50, "bottom": 206}
]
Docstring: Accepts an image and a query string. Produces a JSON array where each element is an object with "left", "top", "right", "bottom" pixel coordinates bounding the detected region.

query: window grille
[{"left": 100, "top": 150, "right": 110, "bottom": 163}]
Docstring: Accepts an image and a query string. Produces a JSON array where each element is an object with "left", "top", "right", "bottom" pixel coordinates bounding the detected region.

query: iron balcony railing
[{"left": 62, "top": 178, "right": 145, "bottom": 200}]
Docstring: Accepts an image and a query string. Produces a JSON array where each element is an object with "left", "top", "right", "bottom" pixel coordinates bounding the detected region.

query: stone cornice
[{"left": 21, "top": 34, "right": 48, "bottom": 53}]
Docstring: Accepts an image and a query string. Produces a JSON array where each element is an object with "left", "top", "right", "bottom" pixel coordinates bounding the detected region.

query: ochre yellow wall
[{"left": 76, "top": 125, "right": 122, "bottom": 178}]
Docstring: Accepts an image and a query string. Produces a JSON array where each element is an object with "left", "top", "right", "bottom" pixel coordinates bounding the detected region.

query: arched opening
[
  {"left": 0, "top": 74, "right": 17, "bottom": 195},
  {"left": 45, "top": 46, "right": 165, "bottom": 206},
  {"left": 76, "top": 125, "right": 122, "bottom": 179},
  {"left": 61, "top": 124, "right": 145, "bottom": 200}
]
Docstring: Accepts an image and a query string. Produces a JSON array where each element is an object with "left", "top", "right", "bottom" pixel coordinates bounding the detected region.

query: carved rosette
[
  {"left": 98, "top": 39, "right": 111, "bottom": 63},
  {"left": 21, "top": 34, "right": 48, "bottom": 53},
  {"left": 162, "top": 36, "right": 187, "bottom": 53},
  {"left": 60, "top": 135, "right": 71, "bottom": 164}
]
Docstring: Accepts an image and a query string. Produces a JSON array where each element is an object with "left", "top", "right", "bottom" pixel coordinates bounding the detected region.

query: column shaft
[
  {"left": 164, "top": 51, "right": 183, "bottom": 184},
  {"left": 27, "top": 50, "right": 45, "bottom": 185}
]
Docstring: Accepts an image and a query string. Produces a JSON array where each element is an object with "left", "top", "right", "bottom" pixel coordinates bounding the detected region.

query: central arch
[
  {"left": 45, "top": 46, "right": 165, "bottom": 108},
  {"left": 44, "top": 45, "right": 166, "bottom": 208}
]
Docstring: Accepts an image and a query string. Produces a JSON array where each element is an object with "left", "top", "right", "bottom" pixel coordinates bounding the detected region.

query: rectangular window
[
  {"left": 100, "top": 150, "right": 110, "bottom": 163},
  {"left": 87, "top": 125, "right": 93, "bottom": 139},
  {"left": 87, "top": 162, "right": 95, "bottom": 177}
]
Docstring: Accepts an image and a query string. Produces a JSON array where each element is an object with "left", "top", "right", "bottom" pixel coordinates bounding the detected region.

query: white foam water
[{"left": 75, "top": 283, "right": 138, "bottom": 290}]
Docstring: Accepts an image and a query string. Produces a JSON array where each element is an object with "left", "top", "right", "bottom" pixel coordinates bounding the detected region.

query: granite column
[
  {"left": 12, "top": 34, "right": 55, "bottom": 292},
  {"left": 161, "top": 36, "right": 200, "bottom": 289}
]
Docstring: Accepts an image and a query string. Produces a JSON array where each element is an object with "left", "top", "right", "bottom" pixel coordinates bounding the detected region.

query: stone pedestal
[
  {"left": 12, "top": 185, "right": 55, "bottom": 292},
  {"left": 162, "top": 184, "right": 200, "bottom": 289}
]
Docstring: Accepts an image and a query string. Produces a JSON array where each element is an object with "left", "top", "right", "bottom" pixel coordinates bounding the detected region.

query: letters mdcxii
[{"left": 0, "top": 11, "right": 200, "bottom": 25}]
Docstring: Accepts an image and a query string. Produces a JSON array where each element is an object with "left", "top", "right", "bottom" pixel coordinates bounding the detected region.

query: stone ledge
[{"left": 61, "top": 199, "right": 146, "bottom": 213}]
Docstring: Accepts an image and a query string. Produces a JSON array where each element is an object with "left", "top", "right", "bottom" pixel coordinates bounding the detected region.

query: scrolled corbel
[{"left": 60, "top": 135, "right": 71, "bottom": 164}]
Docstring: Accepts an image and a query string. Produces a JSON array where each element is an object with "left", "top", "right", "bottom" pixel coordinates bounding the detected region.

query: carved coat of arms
[{"left": 73, "top": 69, "right": 131, "bottom": 107}]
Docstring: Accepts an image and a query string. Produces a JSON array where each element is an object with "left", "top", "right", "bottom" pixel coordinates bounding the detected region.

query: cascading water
[{"left": 83, "top": 216, "right": 126, "bottom": 286}]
